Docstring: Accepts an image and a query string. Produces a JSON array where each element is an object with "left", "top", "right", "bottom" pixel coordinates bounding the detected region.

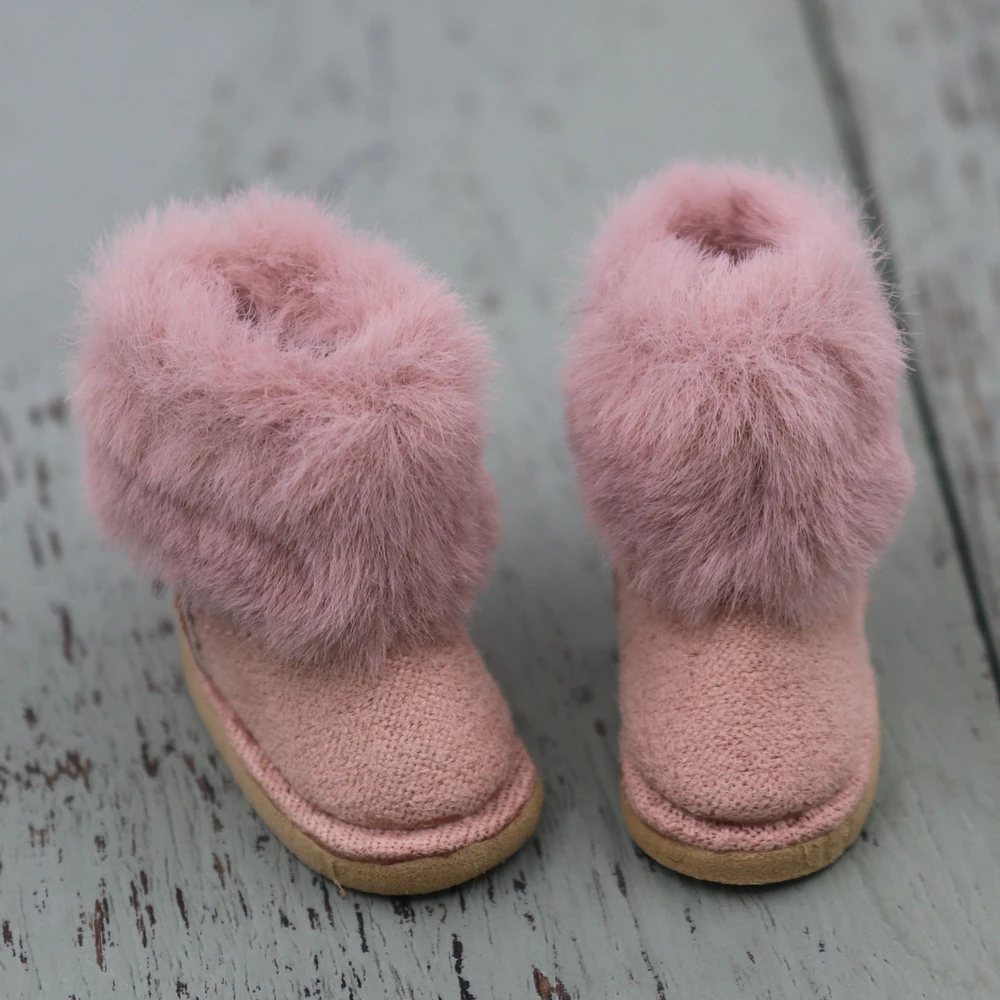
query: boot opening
[
  {"left": 218, "top": 249, "right": 340, "bottom": 351},
  {"left": 670, "top": 186, "right": 777, "bottom": 262}
]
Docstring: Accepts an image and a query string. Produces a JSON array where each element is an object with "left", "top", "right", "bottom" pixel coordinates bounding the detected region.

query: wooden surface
[
  {"left": 816, "top": 0, "right": 1000, "bottom": 700},
  {"left": 1, "top": 1, "right": 999, "bottom": 997}
]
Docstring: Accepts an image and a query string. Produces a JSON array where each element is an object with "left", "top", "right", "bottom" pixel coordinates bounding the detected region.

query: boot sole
[
  {"left": 621, "top": 741, "right": 880, "bottom": 885},
  {"left": 180, "top": 628, "right": 543, "bottom": 895}
]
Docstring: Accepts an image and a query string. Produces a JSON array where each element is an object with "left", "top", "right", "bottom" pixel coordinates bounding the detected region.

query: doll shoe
[
  {"left": 74, "top": 191, "right": 542, "bottom": 894},
  {"left": 565, "top": 165, "right": 912, "bottom": 883}
]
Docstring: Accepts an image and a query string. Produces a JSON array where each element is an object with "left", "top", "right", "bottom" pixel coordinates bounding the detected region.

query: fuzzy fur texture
[
  {"left": 75, "top": 190, "right": 498, "bottom": 666},
  {"left": 565, "top": 164, "right": 913, "bottom": 627}
]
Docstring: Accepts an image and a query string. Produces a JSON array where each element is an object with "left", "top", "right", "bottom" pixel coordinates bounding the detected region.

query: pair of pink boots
[{"left": 74, "top": 165, "right": 912, "bottom": 894}]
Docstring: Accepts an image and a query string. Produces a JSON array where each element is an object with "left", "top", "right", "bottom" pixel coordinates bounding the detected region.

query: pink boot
[
  {"left": 565, "top": 165, "right": 913, "bottom": 883},
  {"left": 74, "top": 191, "right": 542, "bottom": 894}
]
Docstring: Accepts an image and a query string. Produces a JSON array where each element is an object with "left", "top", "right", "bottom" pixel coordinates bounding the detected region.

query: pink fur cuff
[
  {"left": 75, "top": 190, "right": 498, "bottom": 666},
  {"left": 565, "top": 165, "right": 913, "bottom": 626}
]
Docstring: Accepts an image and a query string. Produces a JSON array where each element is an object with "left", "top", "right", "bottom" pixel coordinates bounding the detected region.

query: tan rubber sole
[
  {"left": 180, "top": 631, "right": 543, "bottom": 895},
  {"left": 622, "top": 742, "right": 880, "bottom": 885}
]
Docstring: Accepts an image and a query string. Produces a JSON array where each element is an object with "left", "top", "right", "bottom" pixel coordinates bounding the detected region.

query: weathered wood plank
[
  {"left": 815, "top": 0, "right": 1000, "bottom": 675},
  {"left": 0, "top": 0, "right": 998, "bottom": 997}
]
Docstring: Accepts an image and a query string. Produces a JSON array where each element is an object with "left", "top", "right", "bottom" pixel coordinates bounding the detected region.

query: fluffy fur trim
[
  {"left": 75, "top": 190, "right": 498, "bottom": 666},
  {"left": 565, "top": 165, "right": 913, "bottom": 626}
]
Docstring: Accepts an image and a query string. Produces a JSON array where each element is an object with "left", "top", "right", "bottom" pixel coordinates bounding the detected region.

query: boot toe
[{"left": 619, "top": 588, "right": 878, "bottom": 848}]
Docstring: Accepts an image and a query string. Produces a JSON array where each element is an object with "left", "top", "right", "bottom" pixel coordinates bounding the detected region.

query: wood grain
[
  {"left": 816, "top": 0, "right": 1000, "bottom": 678},
  {"left": 0, "top": 0, "right": 998, "bottom": 996}
]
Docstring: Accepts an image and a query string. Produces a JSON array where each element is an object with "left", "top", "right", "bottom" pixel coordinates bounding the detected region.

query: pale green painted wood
[
  {"left": 0, "top": 1, "right": 998, "bottom": 997},
  {"left": 819, "top": 0, "right": 1000, "bottom": 699}
]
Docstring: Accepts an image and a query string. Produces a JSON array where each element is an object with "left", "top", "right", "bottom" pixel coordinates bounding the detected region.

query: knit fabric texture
[
  {"left": 618, "top": 585, "right": 878, "bottom": 851},
  {"left": 74, "top": 189, "right": 498, "bottom": 667},
  {"left": 182, "top": 604, "right": 537, "bottom": 861}
]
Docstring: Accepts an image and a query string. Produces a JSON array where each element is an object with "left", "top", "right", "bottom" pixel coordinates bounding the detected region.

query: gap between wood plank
[{"left": 797, "top": 0, "right": 1000, "bottom": 707}]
